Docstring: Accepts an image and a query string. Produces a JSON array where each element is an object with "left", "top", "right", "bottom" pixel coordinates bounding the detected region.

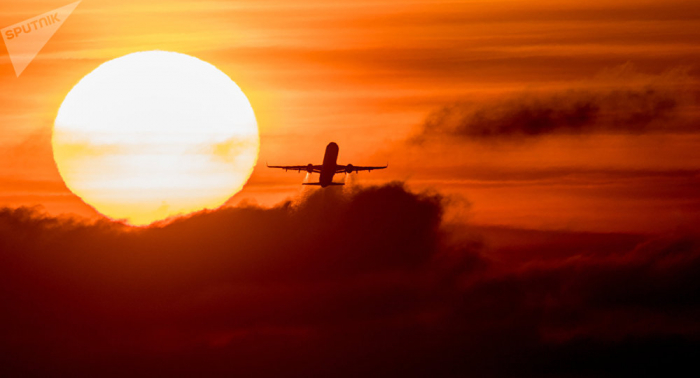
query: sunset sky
[
  {"left": 1, "top": 0, "right": 698, "bottom": 232},
  {"left": 1, "top": 0, "right": 699, "bottom": 376}
]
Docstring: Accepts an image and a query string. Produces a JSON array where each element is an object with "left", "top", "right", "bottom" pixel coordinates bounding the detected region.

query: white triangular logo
[{"left": 2, "top": 1, "right": 81, "bottom": 77}]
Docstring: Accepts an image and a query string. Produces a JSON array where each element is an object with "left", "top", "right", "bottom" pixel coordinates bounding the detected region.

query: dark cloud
[
  {"left": 411, "top": 69, "right": 697, "bottom": 142},
  {"left": 0, "top": 183, "right": 699, "bottom": 377}
]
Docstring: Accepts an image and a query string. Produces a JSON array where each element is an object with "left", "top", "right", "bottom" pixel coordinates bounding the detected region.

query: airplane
[{"left": 267, "top": 142, "right": 387, "bottom": 187}]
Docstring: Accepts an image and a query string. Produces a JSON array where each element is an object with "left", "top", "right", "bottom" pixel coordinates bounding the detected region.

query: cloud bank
[
  {"left": 412, "top": 67, "right": 697, "bottom": 142},
  {"left": 0, "top": 183, "right": 698, "bottom": 377}
]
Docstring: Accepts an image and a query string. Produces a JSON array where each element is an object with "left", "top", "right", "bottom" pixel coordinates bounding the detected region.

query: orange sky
[{"left": 1, "top": 0, "right": 699, "bottom": 232}]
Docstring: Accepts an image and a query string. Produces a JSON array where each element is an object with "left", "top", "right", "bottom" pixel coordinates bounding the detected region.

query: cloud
[
  {"left": 0, "top": 183, "right": 699, "bottom": 376},
  {"left": 411, "top": 67, "right": 697, "bottom": 142}
]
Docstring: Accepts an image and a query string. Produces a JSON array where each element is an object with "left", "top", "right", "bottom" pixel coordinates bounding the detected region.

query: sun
[{"left": 53, "top": 51, "right": 259, "bottom": 226}]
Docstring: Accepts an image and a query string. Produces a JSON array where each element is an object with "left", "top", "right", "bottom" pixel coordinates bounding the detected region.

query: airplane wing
[
  {"left": 267, "top": 163, "right": 323, "bottom": 173},
  {"left": 336, "top": 164, "right": 388, "bottom": 173}
]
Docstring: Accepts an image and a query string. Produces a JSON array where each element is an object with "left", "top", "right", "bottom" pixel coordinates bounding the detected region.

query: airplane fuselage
[{"left": 319, "top": 142, "right": 339, "bottom": 187}]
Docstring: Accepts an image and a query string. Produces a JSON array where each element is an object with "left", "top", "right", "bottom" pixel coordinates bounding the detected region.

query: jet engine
[
  {"left": 346, "top": 163, "right": 354, "bottom": 173},
  {"left": 307, "top": 163, "right": 314, "bottom": 173}
]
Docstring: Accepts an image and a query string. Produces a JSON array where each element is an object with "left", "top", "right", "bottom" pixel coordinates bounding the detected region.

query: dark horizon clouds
[
  {"left": 1, "top": 183, "right": 699, "bottom": 377},
  {"left": 411, "top": 67, "right": 698, "bottom": 142}
]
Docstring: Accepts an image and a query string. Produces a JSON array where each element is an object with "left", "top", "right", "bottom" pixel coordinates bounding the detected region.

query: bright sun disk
[{"left": 53, "top": 50, "right": 259, "bottom": 225}]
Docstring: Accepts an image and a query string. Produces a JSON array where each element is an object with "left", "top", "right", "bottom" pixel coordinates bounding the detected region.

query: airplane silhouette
[{"left": 267, "top": 142, "right": 387, "bottom": 187}]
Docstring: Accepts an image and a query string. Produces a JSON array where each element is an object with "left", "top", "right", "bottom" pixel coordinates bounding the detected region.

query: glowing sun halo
[{"left": 53, "top": 51, "right": 259, "bottom": 225}]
